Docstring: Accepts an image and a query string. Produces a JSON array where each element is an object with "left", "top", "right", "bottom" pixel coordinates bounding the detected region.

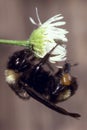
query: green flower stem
[{"left": 0, "top": 39, "right": 29, "bottom": 47}]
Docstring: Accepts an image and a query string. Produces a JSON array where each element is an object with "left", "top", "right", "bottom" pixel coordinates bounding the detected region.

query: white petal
[
  {"left": 35, "top": 7, "right": 42, "bottom": 25},
  {"left": 51, "top": 45, "right": 66, "bottom": 55},
  {"left": 49, "top": 27, "right": 69, "bottom": 34},
  {"left": 49, "top": 55, "right": 66, "bottom": 63},
  {"left": 29, "top": 17, "right": 37, "bottom": 25},
  {"left": 49, "top": 21, "right": 66, "bottom": 27},
  {"left": 42, "top": 14, "right": 63, "bottom": 26}
]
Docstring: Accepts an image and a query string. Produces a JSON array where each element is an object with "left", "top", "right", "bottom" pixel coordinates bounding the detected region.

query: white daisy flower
[{"left": 28, "top": 8, "right": 69, "bottom": 63}]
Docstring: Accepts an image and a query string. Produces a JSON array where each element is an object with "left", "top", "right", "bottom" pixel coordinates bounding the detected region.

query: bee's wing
[{"left": 24, "top": 84, "right": 80, "bottom": 118}]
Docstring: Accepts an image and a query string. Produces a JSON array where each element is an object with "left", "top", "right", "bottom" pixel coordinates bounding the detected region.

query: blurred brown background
[{"left": 0, "top": 0, "right": 87, "bottom": 130}]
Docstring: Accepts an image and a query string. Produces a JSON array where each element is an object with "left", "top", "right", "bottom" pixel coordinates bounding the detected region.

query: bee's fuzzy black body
[{"left": 5, "top": 48, "right": 80, "bottom": 118}]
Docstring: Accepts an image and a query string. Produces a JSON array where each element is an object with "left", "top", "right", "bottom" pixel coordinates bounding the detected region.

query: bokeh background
[{"left": 0, "top": 0, "right": 87, "bottom": 130}]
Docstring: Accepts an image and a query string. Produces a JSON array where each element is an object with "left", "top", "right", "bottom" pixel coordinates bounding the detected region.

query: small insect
[{"left": 5, "top": 45, "right": 80, "bottom": 118}]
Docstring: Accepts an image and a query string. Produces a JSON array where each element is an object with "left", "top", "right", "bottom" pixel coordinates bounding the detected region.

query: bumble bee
[{"left": 5, "top": 46, "right": 80, "bottom": 118}]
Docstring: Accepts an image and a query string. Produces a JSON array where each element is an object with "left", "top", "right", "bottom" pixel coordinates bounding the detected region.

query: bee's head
[{"left": 7, "top": 49, "right": 34, "bottom": 72}]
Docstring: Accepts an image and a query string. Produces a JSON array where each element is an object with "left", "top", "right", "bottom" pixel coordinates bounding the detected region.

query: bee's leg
[
  {"left": 37, "top": 44, "right": 58, "bottom": 67},
  {"left": 63, "top": 61, "right": 78, "bottom": 73},
  {"left": 63, "top": 62, "right": 71, "bottom": 73}
]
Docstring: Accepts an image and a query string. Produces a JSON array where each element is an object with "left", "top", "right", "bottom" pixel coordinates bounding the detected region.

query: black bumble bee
[
  {"left": 0, "top": 9, "right": 80, "bottom": 118},
  {"left": 5, "top": 44, "right": 80, "bottom": 118}
]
